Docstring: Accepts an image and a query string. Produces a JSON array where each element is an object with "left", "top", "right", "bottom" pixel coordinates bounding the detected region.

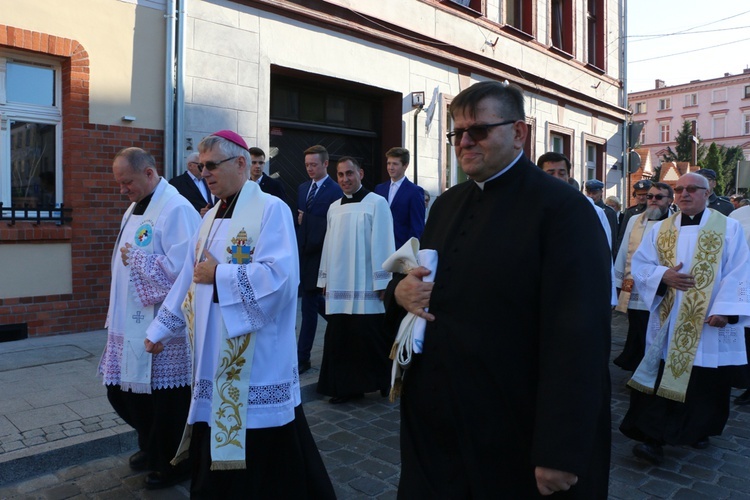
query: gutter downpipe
[
  {"left": 621, "top": 0, "right": 629, "bottom": 200},
  {"left": 174, "top": 0, "right": 186, "bottom": 178},
  {"left": 164, "top": 0, "right": 176, "bottom": 179},
  {"left": 413, "top": 105, "right": 423, "bottom": 185}
]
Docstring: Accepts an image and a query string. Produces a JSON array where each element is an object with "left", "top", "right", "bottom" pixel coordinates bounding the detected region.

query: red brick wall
[{"left": 0, "top": 25, "right": 165, "bottom": 337}]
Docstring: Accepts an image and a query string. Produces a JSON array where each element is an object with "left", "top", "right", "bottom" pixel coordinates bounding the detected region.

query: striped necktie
[{"left": 306, "top": 182, "right": 318, "bottom": 211}]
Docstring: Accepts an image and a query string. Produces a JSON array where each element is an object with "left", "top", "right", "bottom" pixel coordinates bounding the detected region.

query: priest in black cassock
[{"left": 387, "top": 81, "right": 612, "bottom": 498}]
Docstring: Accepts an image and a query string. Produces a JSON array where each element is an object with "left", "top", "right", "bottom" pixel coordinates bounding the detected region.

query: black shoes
[
  {"left": 299, "top": 360, "right": 311, "bottom": 375},
  {"left": 632, "top": 442, "right": 664, "bottom": 465},
  {"left": 735, "top": 389, "right": 750, "bottom": 405},
  {"left": 692, "top": 437, "right": 710, "bottom": 450},
  {"left": 129, "top": 450, "right": 149, "bottom": 471},
  {"left": 144, "top": 471, "right": 189, "bottom": 490},
  {"left": 329, "top": 394, "right": 364, "bottom": 404}
]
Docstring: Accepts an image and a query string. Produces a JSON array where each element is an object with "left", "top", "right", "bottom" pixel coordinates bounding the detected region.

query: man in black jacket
[{"left": 169, "top": 152, "right": 213, "bottom": 213}]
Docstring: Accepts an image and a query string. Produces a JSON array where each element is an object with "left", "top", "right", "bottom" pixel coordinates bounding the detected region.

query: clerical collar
[
  {"left": 341, "top": 186, "right": 368, "bottom": 204},
  {"left": 681, "top": 210, "right": 705, "bottom": 226},
  {"left": 474, "top": 151, "right": 523, "bottom": 191},
  {"left": 216, "top": 192, "right": 239, "bottom": 218},
  {"left": 132, "top": 192, "right": 154, "bottom": 215}
]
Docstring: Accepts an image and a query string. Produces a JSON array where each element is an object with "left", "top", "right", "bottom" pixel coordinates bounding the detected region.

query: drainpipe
[
  {"left": 621, "top": 0, "right": 629, "bottom": 200},
  {"left": 164, "top": 0, "right": 176, "bottom": 179},
  {"left": 174, "top": 0, "right": 186, "bottom": 177},
  {"left": 413, "top": 105, "right": 423, "bottom": 185}
]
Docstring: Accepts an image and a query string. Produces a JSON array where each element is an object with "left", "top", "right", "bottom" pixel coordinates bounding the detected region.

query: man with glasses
[
  {"left": 613, "top": 182, "right": 673, "bottom": 372},
  {"left": 169, "top": 152, "right": 214, "bottom": 213},
  {"left": 248, "top": 147, "right": 288, "bottom": 203},
  {"left": 387, "top": 81, "right": 611, "bottom": 497},
  {"left": 620, "top": 172, "right": 750, "bottom": 465},
  {"left": 145, "top": 130, "right": 334, "bottom": 497},
  {"left": 616, "top": 179, "right": 652, "bottom": 256}
]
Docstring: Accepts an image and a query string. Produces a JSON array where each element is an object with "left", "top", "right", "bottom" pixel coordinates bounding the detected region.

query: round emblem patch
[{"left": 134, "top": 223, "right": 153, "bottom": 247}]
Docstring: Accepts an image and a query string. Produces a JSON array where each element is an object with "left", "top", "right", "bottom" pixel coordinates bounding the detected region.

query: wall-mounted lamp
[
  {"left": 121, "top": 115, "right": 136, "bottom": 122},
  {"left": 411, "top": 91, "right": 425, "bottom": 108}
]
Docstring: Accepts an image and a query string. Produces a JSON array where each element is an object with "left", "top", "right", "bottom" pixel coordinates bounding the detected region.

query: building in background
[
  {"left": 629, "top": 71, "right": 750, "bottom": 171},
  {"left": 1, "top": 0, "right": 627, "bottom": 338}
]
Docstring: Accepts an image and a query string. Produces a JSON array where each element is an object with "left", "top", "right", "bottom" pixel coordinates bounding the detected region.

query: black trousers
[{"left": 107, "top": 384, "right": 191, "bottom": 473}]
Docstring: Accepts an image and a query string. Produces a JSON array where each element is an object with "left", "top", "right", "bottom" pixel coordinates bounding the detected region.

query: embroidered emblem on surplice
[
  {"left": 134, "top": 222, "right": 153, "bottom": 247},
  {"left": 227, "top": 228, "right": 254, "bottom": 264}
]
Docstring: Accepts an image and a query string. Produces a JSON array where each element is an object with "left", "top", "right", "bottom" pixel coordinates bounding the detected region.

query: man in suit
[
  {"left": 169, "top": 152, "right": 213, "bottom": 213},
  {"left": 249, "top": 147, "right": 288, "bottom": 203},
  {"left": 296, "top": 145, "right": 343, "bottom": 374},
  {"left": 374, "top": 147, "right": 425, "bottom": 249}
]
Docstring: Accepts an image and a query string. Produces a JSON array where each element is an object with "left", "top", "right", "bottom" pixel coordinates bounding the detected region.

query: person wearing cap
[
  {"left": 296, "top": 145, "right": 343, "bottom": 375},
  {"left": 613, "top": 182, "right": 674, "bottom": 371},
  {"left": 145, "top": 131, "right": 334, "bottom": 498},
  {"left": 696, "top": 168, "right": 734, "bottom": 216},
  {"left": 620, "top": 172, "right": 750, "bottom": 465},
  {"left": 100, "top": 147, "right": 200, "bottom": 488},
  {"left": 584, "top": 179, "right": 618, "bottom": 258},
  {"left": 615, "top": 179, "right": 652, "bottom": 255}
]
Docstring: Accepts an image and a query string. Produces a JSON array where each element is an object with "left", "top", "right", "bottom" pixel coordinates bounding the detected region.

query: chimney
[
  {"left": 725, "top": 72, "right": 731, "bottom": 77},
  {"left": 744, "top": 68, "right": 750, "bottom": 74},
  {"left": 655, "top": 79, "right": 665, "bottom": 89}
]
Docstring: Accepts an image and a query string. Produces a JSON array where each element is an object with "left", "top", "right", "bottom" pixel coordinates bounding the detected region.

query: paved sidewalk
[{"left": 2, "top": 312, "right": 750, "bottom": 499}]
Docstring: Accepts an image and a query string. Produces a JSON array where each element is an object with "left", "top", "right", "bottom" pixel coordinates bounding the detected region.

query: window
[
  {"left": 659, "top": 122, "right": 670, "bottom": 143},
  {"left": 443, "top": 0, "right": 483, "bottom": 13},
  {"left": 550, "top": 0, "right": 573, "bottom": 53},
  {"left": 745, "top": 85, "right": 750, "bottom": 99},
  {"left": 684, "top": 93, "right": 698, "bottom": 107},
  {"left": 638, "top": 122, "right": 646, "bottom": 145},
  {"left": 713, "top": 115, "right": 726, "bottom": 138},
  {"left": 585, "top": 143, "right": 597, "bottom": 180},
  {"left": 505, "top": 0, "right": 534, "bottom": 36},
  {"left": 549, "top": 125, "right": 573, "bottom": 165},
  {"left": 712, "top": 88, "right": 727, "bottom": 103},
  {"left": 744, "top": 114, "right": 750, "bottom": 135},
  {"left": 444, "top": 107, "right": 467, "bottom": 189},
  {"left": 583, "top": 134, "right": 606, "bottom": 181},
  {"left": 586, "top": 0, "right": 605, "bottom": 69},
  {"left": 658, "top": 98, "right": 671, "bottom": 111},
  {"left": 0, "top": 56, "right": 62, "bottom": 209},
  {"left": 634, "top": 102, "right": 647, "bottom": 114}
]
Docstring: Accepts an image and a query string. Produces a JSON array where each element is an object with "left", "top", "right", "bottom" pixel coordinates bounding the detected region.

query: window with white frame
[
  {"left": 684, "top": 93, "right": 698, "bottom": 107},
  {"left": 638, "top": 122, "right": 646, "bottom": 145},
  {"left": 0, "top": 55, "right": 62, "bottom": 209},
  {"left": 712, "top": 88, "right": 727, "bottom": 103},
  {"left": 658, "top": 98, "right": 671, "bottom": 111},
  {"left": 585, "top": 143, "right": 597, "bottom": 180},
  {"left": 659, "top": 122, "right": 670, "bottom": 143},
  {"left": 713, "top": 114, "right": 726, "bottom": 138},
  {"left": 744, "top": 114, "right": 750, "bottom": 135},
  {"left": 745, "top": 85, "right": 750, "bottom": 99},
  {"left": 634, "top": 102, "right": 647, "bottom": 114}
]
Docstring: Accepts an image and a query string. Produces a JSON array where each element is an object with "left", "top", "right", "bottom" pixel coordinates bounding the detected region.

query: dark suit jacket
[
  {"left": 375, "top": 178, "right": 425, "bottom": 249},
  {"left": 258, "top": 174, "right": 288, "bottom": 203},
  {"left": 296, "top": 176, "right": 343, "bottom": 291},
  {"left": 169, "top": 172, "right": 210, "bottom": 212}
]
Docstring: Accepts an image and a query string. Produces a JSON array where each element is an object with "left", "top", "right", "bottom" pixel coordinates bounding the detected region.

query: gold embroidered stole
[
  {"left": 628, "top": 210, "right": 726, "bottom": 402},
  {"left": 172, "top": 181, "right": 267, "bottom": 469},
  {"left": 615, "top": 212, "right": 650, "bottom": 313}
]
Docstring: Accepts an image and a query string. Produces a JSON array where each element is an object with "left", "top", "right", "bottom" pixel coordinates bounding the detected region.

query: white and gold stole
[
  {"left": 172, "top": 181, "right": 268, "bottom": 470},
  {"left": 628, "top": 209, "right": 726, "bottom": 402},
  {"left": 616, "top": 212, "right": 650, "bottom": 313}
]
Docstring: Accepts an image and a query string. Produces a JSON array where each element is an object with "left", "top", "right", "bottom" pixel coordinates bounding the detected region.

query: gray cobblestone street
[{"left": 1, "top": 311, "right": 750, "bottom": 498}]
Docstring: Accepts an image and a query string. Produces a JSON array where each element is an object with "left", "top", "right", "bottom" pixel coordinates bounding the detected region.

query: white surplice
[
  {"left": 99, "top": 179, "right": 199, "bottom": 389},
  {"left": 614, "top": 213, "right": 664, "bottom": 311},
  {"left": 317, "top": 192, "right": 395, "bottom": 315},
  {"left": 146, "top": 191, "right": 301, "bottom": 429},
  {"left": 632, "top": 210, "right": 750, "bottom": 367}
]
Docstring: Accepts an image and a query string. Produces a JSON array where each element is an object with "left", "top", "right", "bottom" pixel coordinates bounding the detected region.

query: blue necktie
[{"left": 306, "top": 182, "right": 318, "bottom": 211}]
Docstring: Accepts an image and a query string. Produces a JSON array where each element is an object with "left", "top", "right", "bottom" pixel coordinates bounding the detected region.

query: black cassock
[{"left": 388, "top": 155, "right": 612, "bottom": 499}]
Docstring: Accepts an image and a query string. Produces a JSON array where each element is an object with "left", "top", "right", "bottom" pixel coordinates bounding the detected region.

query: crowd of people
[{"left": 98, "top": 80, "right": 750, "bottom": 498}]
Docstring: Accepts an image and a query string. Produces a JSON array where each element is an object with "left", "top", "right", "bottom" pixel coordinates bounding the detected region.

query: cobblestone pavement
[{"left": 2, "top": 312, "right": 750, "bottom": 498}]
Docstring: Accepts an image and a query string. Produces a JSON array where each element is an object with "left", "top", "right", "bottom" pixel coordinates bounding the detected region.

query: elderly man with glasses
[
  {"left": 386, "top": 81, "right": 612, "bottom": 498},
  {"left": 146, "top": 130, "right": 334, "bottom": 498},
  {"left": 614, "top": 182, "right": 674, "bottom": 372},
  {"left": 169, "top": 152, "right": 215, "bottom": 213},
  {"left": 620, "top": 172, "right": 750, "bottom": 465}
]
